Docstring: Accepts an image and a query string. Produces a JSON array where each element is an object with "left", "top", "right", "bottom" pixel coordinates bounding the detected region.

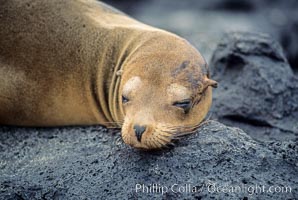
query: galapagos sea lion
[{"left": 0, "top": 0, "right": 217, "bottom": 149}]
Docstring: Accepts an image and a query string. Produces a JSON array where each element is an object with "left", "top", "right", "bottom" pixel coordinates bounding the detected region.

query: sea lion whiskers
[
  {"left": 151, "top": 137, "right": 164, "bottom": 149},
  {"left": 154, "top": 123, "right": 188, "bottom": 141},
  {"left": 157, "top": 120, "right": 211, "bottom": 140},
  {"left": 151, "top": 127, "right": 174, "bottom": 148}
]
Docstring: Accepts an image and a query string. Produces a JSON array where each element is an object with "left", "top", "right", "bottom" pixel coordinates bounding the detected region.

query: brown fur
[{"left": 0, "top": 0, "right": 217, "bottom": 149}]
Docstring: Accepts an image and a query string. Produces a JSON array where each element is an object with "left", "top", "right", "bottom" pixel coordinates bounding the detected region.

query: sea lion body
[
  {"left": 0, "top": 0, "right": 143, "bottom": 126},
  {"left": 0, "top": 0, "right": 217, "bottom": 149}
]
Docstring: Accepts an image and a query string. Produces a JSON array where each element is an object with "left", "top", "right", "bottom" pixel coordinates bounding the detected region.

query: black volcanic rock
[
  {"left": 210, "top": 31, "right": 298, "bottom": 141},
  {"left": 0, "top": 121, "right": 297, "bottom": 199}
]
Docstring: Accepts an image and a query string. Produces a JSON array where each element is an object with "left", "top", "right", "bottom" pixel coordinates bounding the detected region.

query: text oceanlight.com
[{"left": 135, "top": 183, "right": 292, "bottom": 196}]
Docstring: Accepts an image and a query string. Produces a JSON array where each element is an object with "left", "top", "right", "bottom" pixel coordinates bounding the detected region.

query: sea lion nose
[{"left": 133, "top": 125, "right": 146, "bottom": 142}]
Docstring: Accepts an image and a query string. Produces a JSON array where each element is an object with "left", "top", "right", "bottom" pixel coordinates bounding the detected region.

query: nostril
[{"left": 133, "top": 125, "right": 146, "bottom": 142}]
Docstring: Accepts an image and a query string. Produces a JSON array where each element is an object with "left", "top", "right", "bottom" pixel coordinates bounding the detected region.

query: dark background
[{"left": 102, "top": 0, "right": 298, "bottom": 72}]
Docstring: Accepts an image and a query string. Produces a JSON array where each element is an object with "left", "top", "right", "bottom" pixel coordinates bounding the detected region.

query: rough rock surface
[
  {"left": 210, "top": 31, "right": 298, "bottom": 142},
  {"left": 1, "top": 121, "right": 297, "bottom": 199},
  {"left": 1, "top": 2, "right": 298, "bottom": 199}
]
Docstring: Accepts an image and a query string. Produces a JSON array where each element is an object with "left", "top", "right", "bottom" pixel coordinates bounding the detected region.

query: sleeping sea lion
[{"left": 0, "top": 0, "right": 217, "bottom": 149}]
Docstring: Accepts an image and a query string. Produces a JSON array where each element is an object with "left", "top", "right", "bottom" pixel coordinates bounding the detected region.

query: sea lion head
[{"left": 119, "top": 35, "right": 217, "bottom": 149}]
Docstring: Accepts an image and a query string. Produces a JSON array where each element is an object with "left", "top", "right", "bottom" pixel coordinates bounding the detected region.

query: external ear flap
[
  {"left": 193, "top": 77, "right": 217, "bottom": 105},
  {"left": 204, "top": 78, "right": 218, "bottom": 88}
]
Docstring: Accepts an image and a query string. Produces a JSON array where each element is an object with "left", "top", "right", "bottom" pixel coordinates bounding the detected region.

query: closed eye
[
  {"left": 173, "top": 99, "right": 192, "bottom": 114},
  {"left": 122, "top": 95, "right": 129, "bottom": 104}
]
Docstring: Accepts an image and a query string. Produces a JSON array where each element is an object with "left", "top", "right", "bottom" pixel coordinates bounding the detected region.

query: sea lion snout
[{"left": 133, "top": 124, "right": 146, "bottom": 142}]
